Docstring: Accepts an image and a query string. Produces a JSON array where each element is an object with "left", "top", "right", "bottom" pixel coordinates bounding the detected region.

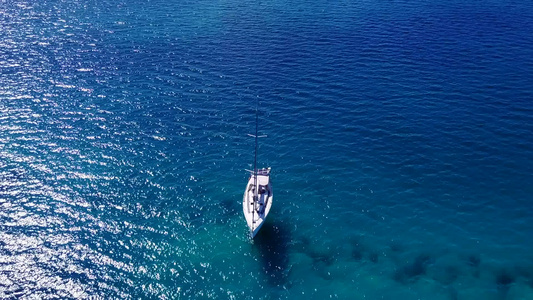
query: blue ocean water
[{"left": 1, "top": 0, "right": 533, "bottom": 298}]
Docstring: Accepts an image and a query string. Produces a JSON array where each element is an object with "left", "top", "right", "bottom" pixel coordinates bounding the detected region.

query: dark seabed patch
[
  {"left": 351, "top": 238, "right": 366, "bottom": 261},
  {"left": 349, "top": 237, "right": 379, "bottom": 264},
  {"left": 496, "top": 268, "right": 515, "bottom": 288},
  {"left": 295, "top": 237, "right": 344, "bottom": 281},
  {"left": 465, "top": 253, "right": 481, "bottom": 268},
  {"left": 460, "top": 253, "right": 482, "bottom": 278},
  {"left": 305, "top": 244, "right": 337, "bottom": 268},
  {"left": 389, "top": 240, "right": 405, "bottom": 253},
  {"left": 393, "top": 253, "right": 434, "bottom": 284},
  {"left": 309, "top": 248, "right": 338, "bottom": 281}
]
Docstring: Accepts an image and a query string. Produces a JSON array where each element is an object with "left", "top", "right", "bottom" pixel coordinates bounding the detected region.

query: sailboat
[{"left": 242, "top": 108, "right": 273, "bottom": 238}]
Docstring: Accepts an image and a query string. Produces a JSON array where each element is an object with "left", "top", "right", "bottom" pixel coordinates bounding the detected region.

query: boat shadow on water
[{"left": 252, "top": 221, "right": 291, "bottom": 287}]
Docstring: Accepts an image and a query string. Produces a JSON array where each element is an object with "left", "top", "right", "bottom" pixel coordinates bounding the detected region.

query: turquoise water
[{"left": 1, "top": 0, "right": 533, "bottom": 299}]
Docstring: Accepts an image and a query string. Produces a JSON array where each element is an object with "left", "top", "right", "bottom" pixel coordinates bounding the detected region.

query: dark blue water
[{"left": 1, "top": 0, "right": 533, "bottom": 299}]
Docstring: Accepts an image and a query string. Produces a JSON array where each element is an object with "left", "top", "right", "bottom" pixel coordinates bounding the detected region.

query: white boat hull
[{"left": 242, "top": 168, "right": 273, "bottom": 238}]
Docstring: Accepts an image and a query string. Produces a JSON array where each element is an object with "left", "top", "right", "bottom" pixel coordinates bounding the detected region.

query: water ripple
[{"left": 1, "top": 0, "right": 533, "bottom": 298}]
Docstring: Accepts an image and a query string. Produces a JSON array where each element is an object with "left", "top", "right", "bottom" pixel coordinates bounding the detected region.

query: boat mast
[{"left": 251, "top": 101, "right": 259, "bottom": 236}]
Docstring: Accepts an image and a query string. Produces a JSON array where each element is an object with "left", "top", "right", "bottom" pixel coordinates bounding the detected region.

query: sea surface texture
[{"left": 1, "top": 0, "right": 533, "bottom": 299}]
